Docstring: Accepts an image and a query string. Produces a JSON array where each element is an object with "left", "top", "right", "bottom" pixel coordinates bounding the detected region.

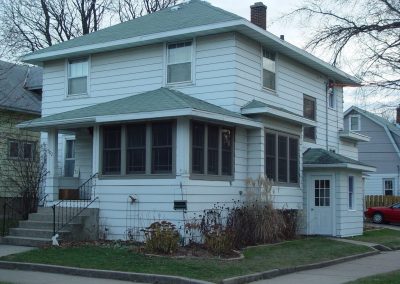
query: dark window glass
[
  {"left": 23, "top": 143, "right": 33, "bottom": 159},
  {"left": 65, "top": 140, "right": 75, "bottom": 177},
  {"left": 265, "top": 133, "right": 276, "bottom": 181},
  {"left": 303, "top": 96, "right": 316, "bottom": 120},
  {"left": 207, "top": 125, "right": 219, "bottom": 175},
  {"left": 278, "top": 136, "right": 288, "bottom": 182},
  {"left": 289, "top": 138, "right": 298, "bottom": 183},
  {"left": 126, "top": 124, "right": 146, "bottom": 174},
  {"left": 103, "top": 126, "right": 121, "bottom": 175},
  {"left": 221, "top": 128, "right": 233, "bottom": 176},
  {"left": 304, "top": 126, "right": 316, "bottom": 141},
  {"left": 192, "top": 122, "right": 205, "bottom": 174},
  {"left": 152, "top": 122, "right": 173, "bottom": 174},
  {"left": 9, "top": 141, "right": 19, "bottom": 158}
]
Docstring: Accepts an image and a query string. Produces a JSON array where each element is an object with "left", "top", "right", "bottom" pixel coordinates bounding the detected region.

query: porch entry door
[{"left": 309, "top": 176, "right": 334, "bottom": 235}]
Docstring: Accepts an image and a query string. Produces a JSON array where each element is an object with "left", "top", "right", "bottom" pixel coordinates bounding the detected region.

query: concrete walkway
[
  {"left": 0, "top": 245, "right": 36, "bottom": 257},
  {"left": 0, "top": 268, "right": 147, "bottom": 284},
  {"left": 251, "top": 250, "right": 400, "bottom": 284}
]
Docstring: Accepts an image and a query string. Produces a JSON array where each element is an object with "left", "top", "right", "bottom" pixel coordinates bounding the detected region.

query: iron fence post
[{"left": 2, "top": 203, "right": 6, "bottom": 237}]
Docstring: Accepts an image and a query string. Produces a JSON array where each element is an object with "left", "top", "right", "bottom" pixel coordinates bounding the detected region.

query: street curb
[
  {"left": 0, "top": 261, "right": 213, "bottom": 284},
  {"left": 221, "top": 251, "right": 379, "bottom": 284}
]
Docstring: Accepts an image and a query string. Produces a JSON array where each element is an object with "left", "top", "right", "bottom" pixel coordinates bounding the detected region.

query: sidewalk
[
  {"left": 251, "top": 250, "right": 400, "bottom": 284},
  {"left": 0, "top": 245, "right": 36, "bottom": 257}
]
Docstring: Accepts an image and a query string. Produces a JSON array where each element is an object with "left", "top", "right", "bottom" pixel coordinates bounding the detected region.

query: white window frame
[
  {"left": 348, "top": 176, "right": 355, "bottom": 210},
  {"left": 64, "top": 138, "right": 76, "bottom": 177},
  {"left": 261, "top": 47, "right": 277, "bottom": 93},
  {"left": 165, "top": 39, "right": 195, "bottom": 85},
  {"left": 383, "top": 178, "right": 394, "bottom": 196},
  {"left": 349, "top": 115, "right": 361, "bottom": 131},
  {"left": 328, "top": 91, "right": 336, "bottom": 109},
  {"left": 65, "top": 56, "right": 90, "bottom": 98}
]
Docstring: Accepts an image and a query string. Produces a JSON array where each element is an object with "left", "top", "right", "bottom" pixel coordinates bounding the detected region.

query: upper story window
[
  {"left": 265, "top": 130, "right": 299, "bottom": 185},
  {"left": 191, "top": 121, "right": 234, "bottom": 179},
  {"left": 68, "top": 58, "right": 88, "bottom": 96},
  {"left": 167, "top": 41, "right": 192, "bottom": 84},
  {"left": 102, "top": 121, "right": 175, "bottom": 176},
  {"left": 262, "top": 48, "right": 276, "bottom": 90},
  {"left": 303, "top": 95, "right": 316, "bottom": 142},
  {"left": 327, "top": 80, "right": 336, "bottom": 109},
  {"left": 349, "top": 115, "right": 360, "bottom": 131}
]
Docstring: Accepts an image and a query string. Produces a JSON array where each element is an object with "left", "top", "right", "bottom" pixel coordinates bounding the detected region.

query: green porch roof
[
  {"left": 303, "top": 148, "right": 373, "bottom": 170},
  {"left": 19, "top": 88, "right": 252, "bottom": 128},
  {"left": 242, "top": 99, "right": 301, "bottom": 117}
]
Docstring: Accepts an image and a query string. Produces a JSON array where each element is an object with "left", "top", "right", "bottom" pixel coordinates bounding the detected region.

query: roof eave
[{"left": 303, "top": 163, "right": 376, "bottom": 172}]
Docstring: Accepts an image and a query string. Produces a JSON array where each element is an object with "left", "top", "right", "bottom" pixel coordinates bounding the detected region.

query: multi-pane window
[
  {"left": 315, "top": 179, "right": 330, "bottom": 206},
  {"left": 349, "top": 176, "right": 354, "bottom": 210},
  {"left": 265, "top": 131, "right": 299, "bottom": 184},
  {"left": 8, "top": 140, "right": 34, "bottom": 160},
  {"left": 384, "top": 179, "right": 394, "bottom": 196},
  {"left": 126, "top": 124, "right": 146, "bottom": 174},
  {"left": 191, "top": 121, "right": 234, "bottom": 178},
  {"left": 350, "top": 115, "right": 360, "bottom": 131},
  {"left": 167, "top": 41, "right": 192, "bottom": 84},
  {"left": 303, "top": 95, "right": 316, "bottom": 141},
  {"left": 68, "top": 58, "right": 88, "bottom": 95},
  {"left": 102, "top": 122, "right": 174, "bottom": 176},
  {"left": 262, "top": 48, "right": 276, "bottom": 90},
  {"left": 64, "top": 139, "right": 76, "bottom": 177}
]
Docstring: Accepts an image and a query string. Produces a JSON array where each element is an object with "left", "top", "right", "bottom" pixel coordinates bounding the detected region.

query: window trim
[
  {"left": 99, "top": 121, "right": 176, "bottom": 179},
  {"left": 8, "top": 139, "right": 36, "bottom": 160},
  {"left": 189, "top": 120, "right": 235, "bottom": 181},
  {"left": 264, "top": 129, "right": 299, "bottom": 186},
  {"left": 65, "top": 56, "right": 90, "bottom": 98},
  {"left": 328, "top": 91, "right": 336, "bottom": 110},
  {"left": 165, "top": 39, "right": 195, "bottom": 86},
  {"left": 64, "top": 138, "right": 76, "bottom": 177},
  {"left": 348, "top": 176, "right": 355, "bottom": 210},
  {"left": 349, "top": 115, "right": 361, "bottom": 131},
  {"left": 261, "top": 47, "right": 277, "bottom": 93}
]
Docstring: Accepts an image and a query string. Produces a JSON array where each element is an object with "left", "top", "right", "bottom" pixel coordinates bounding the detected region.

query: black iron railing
[
  {"left": 52, "top": 173, "right": 98, "bottom": 236},
  {"left": 1, "top": 191, "right": 47, "bottom": 237}
]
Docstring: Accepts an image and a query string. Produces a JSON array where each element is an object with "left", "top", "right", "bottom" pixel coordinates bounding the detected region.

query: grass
[
  {"left": 346, "top": 269, "right": 400, "bottom": 284},
  {"left": 347, "top": 229, "right": 400, "bottom": 249},
  {"left": 0, "top": 238, "right": 372, "bottom": 283}
]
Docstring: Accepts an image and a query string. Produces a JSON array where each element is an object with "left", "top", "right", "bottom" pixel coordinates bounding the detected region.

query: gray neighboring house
[
  {"left": 344, "top": 106, "right": 400, "bottom": 196},
  {"left": 0, "top": 60, "right": 42, "bottom": 199}
]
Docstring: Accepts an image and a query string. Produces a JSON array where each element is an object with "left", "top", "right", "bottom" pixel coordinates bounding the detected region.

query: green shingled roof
[
  {"left": 20, "top": 88, "right": 248, "bottom": 127},
  {"left": 25, "top": 0, "right": 241, "bottom": 57},
  {"left": 303, "top": 148, "right": 370, "bottom": 167},
  {"left": 242, "top": 99, "right": 302, "bottom": 117}
]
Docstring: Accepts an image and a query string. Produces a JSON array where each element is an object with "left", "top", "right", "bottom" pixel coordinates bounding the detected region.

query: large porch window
[
  {"left": 265, "top": 130, "right": 299, "bottom": 184},
  {"left": 191, "top": 121, "right": 234, "bottom": 179},
  {"left": 101, "top": 121, "right": 175, "bottom": 176}
]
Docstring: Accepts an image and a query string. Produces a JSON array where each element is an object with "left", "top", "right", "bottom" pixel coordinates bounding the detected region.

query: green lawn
[
  {"left": 1, "top": 238, "right": 372, "bottom": 283},
  {"left": 347, "top": 229, "right": 400, "bottom": 250},
  {"left": 346, "top": 270, "right": 400, "bottom": 284}
]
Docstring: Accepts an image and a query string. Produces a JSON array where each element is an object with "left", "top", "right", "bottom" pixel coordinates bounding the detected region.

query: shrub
[{"left": 143, "top": 221, "right": 180, "bottom": 254}]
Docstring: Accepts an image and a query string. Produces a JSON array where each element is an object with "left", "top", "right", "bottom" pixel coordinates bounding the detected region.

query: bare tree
[
  {"left": 114, "top": 0, "right": 180, "bottom": 22},
  {"left": 287, "top": 0, "right": 400, "bottom": 91}
]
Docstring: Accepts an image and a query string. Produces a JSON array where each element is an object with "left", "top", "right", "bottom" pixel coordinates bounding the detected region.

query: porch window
[
  {"left": 303, "top": 95, "right": 316, "bottom": 142},
  {"left": 68, "top": 58, "right": 88, "bottom": 95},
  {"left": 349, "top": 176, "right": 354, "bottom": 210},
  {"left": 191, "top": 121, "right": 234, "bottom": 178},
  {"left": 384, "top": 179, "right": 394, "bottom": 196},
  {"left": 64, "top": 139, "right": 76, "bottom": 177},
  {"left": 101, "top": 121, "right": 174, "bottom": 176},
  {"left": 265, "top": 131, "right": 299, "bottom": 184},
  {"left": 262, "top": 48, "right": 276, "bottom": 90},
  {"left": 167, "top": 41, "right": 192, "bottom": 84}
]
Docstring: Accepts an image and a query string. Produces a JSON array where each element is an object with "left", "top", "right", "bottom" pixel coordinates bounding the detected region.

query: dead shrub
[{"left": 142, "top": 221, "right": 180, "bottom": 254}]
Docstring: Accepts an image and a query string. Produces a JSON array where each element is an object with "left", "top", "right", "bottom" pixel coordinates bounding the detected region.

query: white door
[{"left": 309, "top": 176, "right": 334, "bottom": 235}]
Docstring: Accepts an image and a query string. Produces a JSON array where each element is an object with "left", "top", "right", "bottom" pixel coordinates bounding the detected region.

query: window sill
[
  {"left": 328, "top": 106, "right": 336, "bottom": 111},
  {"left": 190, "top": 174, "right": 234, "bottom": 182},
  {"left": 66, "top": 93, "right": 90, "bottom": 100},
  {"left": 273, "top": 182, "right": 300, "bottom": 188},
  {"left": 304, "top": 138, "right": 317, "bottom": 144},
  {"left": 99, "top": 174, "right": 176, "bottom": 180},
  {"left": 166, "top": 81, "right": 194, "bottom": 87},
  {"left": 261, "top": 86, "right": 277, "bottom": 95}
]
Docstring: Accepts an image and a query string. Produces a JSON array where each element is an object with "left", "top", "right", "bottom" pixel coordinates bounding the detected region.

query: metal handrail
[{"left": 52, "top": 173, "right": 98, "bottom": 236}]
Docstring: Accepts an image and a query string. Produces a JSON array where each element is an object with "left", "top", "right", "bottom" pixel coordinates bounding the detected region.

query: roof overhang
[
  {"left": 18, "top": 107, "right": 262, "bottom": 131},
  {"left": 303, "top": 163, "right": 376, "bottom": 172},
  {"left": 242, "top": 106, "right": 317, "bottom": 127},
  {"left": 339, "top": 130, "right": 370, "bottom": 142},
  {"left": 22, "top": 19, "right": 360, "bottom": 86}
]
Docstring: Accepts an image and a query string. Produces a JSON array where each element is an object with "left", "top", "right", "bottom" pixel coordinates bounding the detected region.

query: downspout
[{"left": 325, "top": 82, "right": 329, "bottom": 150}]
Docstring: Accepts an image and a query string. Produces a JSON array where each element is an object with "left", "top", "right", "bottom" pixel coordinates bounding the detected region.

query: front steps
[{"left": 1, "top": 207, "right": 98, "bottom": 247}]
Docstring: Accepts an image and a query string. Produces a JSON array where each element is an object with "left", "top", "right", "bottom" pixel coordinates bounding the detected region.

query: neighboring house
[
  {"left": 18, "top": 0, "right": 374, "bottom": 239},
  {"left": 344, "top": 106, "right": 400, "bottom": 196},
  {"left": 0, "top": 60, "right": 42, "bottom": 200}
]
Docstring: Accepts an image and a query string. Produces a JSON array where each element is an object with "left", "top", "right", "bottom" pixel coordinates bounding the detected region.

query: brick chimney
[
  {"left": 251, "top": 2, "right": 267, "bottom": 30},
  {"left": 397, "top": 105, "right": 400, "bottom": 124}
]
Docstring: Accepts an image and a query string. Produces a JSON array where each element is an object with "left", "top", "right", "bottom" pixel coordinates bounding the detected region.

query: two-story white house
[{"left": 17, "top": 0, "right": 374, "bottom": 241}]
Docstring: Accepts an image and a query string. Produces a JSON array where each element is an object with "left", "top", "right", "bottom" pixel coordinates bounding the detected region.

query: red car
[{"left": 365, "top": 203, "right": 400, "bottom": 224}]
